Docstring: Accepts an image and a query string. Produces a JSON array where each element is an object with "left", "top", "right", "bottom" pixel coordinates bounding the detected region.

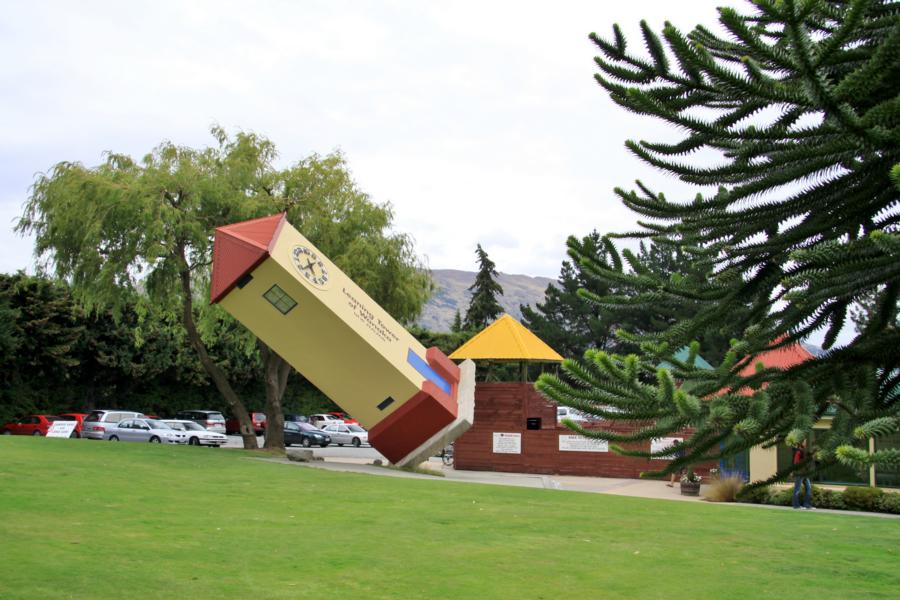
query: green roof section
[{"left": 658, "top": 346, "right": 714, "bottom": 371}]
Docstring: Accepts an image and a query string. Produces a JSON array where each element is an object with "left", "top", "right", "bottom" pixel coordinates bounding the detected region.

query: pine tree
[
  {"left": 451, "top": 309, "right": 464, "bottom": 333},
  {"left": 537, "top": 0, "right": 900, "bottom": 483},
  {"left": 464, "top": 244, "right": 504, "bottom": 330},
  {"left": 523, "top": 233, "right": 741, "bottom": 361}
]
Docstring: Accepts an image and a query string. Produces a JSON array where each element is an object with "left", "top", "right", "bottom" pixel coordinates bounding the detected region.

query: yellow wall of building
[{"left": 219, "top": 223, "right": 431, "bottom": 430}]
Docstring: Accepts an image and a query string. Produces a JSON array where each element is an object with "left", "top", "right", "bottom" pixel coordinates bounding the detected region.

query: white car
[
  {"left": 557, "top": 406, "right": 590, "bottom": 423},
  {"left": 308, "top": 413, "right": 344, "bottom": 428},
  {"left": 104, "top": 418, "right": 186, "bottom": 444},
  {"left": 163, "top": 420, "right": 228, "bottom": 447},
  {"left": 320, "top": 422, "right": 368, "bottom": 447}
]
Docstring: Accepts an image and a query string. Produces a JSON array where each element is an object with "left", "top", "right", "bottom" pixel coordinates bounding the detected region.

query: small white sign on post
[
  {"left": 559, "top": 434, "right": 609, "bottom": 453},
  {"left": 650, "top": 437, "right": 683, "bottom": 460},
  {"left": 492, "top": 432, "right": 522, "bottom": 454},
  {"left": 45, "top": 421, "right": 78, "bottom": 438}
]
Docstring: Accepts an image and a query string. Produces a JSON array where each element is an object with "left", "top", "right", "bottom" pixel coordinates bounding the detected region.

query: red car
[
  {"left": 58, "top": 413, "right": 89, "bottom": 438},
  {"left": 328, "top": 412, "right": 359, "bottom": 425},
  {"left": 226, "top": 412, "right": 267, "bottom": 435},
  {"left": 1, "top": 414, "right": 60, "bottom": 436}
]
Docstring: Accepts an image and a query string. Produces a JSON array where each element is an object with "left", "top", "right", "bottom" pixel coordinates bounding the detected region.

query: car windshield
[
  {"left": 147, "top": 420, "right": 172, "bottom": 430},
  {"left": 54, "top": 415, "right": 76, "bottom": 421},
  {"left": 86, "top": 411, "right": 104, "bottom": 422},
  {"left": 182, "top": 422, "right": 205, "bottom": 431},
  {"left": 165, "top": 422, "right": 186, "bottom": 430},
  {"left": 348, "top": 425, "right": 365, "bottom": 432},
  {"left": 298, "top": 422, "right": 318, "bottom": 432},
  {"left": 206, "top": 413, "right": 225, "bottom": 421}
]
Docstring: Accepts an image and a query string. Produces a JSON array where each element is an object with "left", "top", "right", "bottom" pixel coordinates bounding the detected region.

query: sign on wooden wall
[
  {"left": 650, "top": 437, "right": 683, "bottom": 459},
  {"left": 558, "top": 434, "right": 608, "bottom": 452},
  {"left": 492, "top": 432, "right": 522, "bottom": 454}
]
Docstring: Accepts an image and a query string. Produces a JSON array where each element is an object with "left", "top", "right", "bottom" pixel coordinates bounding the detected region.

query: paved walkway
[{"left": 250, "top": 454, "right": 898, "bottom": 518}]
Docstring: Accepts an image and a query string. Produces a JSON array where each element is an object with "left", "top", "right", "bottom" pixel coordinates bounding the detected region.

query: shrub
[
  {"left": 768, "top": 489, "right": 794, "bottom": 507},
  {"left": 876, "top": 492, "right": 900, "bottom": 515},
  {"left": 842, "top": 486, "right": 885, "bottom": 511},
  {"left": 704, "top": 476, "right": 744, "bottom": 503},
  {"left": 736, "top": 485, "right": 770, "bottom": 504},
  {"left": 811, "top": 486, "right": 846, "bottom": 511}
]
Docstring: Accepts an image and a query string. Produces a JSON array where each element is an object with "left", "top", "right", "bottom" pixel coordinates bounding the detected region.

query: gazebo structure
[
  {"left": 448, "top": 314, "right": 563, "bottom": 381},
  {"left": 448, "top": 315, "right": 715, "bottom": 479}
]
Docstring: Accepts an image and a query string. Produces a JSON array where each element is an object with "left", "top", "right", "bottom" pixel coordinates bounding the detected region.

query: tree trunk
[
  {"left": 259, "top": 340, "right": 289, "bottom": 451},
  {"left": 175, "top": 244, "right": 258, "bottom": 449}
]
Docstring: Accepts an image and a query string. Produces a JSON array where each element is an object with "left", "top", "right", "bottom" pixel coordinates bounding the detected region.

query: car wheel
[
  {"left": 337, "top": 443, "right": 344, "bottom": 447},
  {"left": 301, "top": 437, "right": 312, "bottom": 448},
  {"left": 352, "top": 437, "right": 361, "bottom": 448},
  {"left": 109, "top": 435, "right": 119, "bottom": 441},
  {"left": 2, "top": 430, "right": 11, "bottom": 435},
  {"left": 320, "top": 443, "right": 329, "bottom": 448},
  {"left": 32, "top": 430, "right": 42, "bottom": 436},
  {"left": 189, "top": 437, "right": 200, "bottom": 446},
  {"left": 149, "top": 436, "right": 161, "bottom": 443}
]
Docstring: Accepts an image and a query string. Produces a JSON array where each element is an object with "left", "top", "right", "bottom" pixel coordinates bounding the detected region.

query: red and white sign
[{"left": 46, "top": 421, "right": 78, "bottom": 438}]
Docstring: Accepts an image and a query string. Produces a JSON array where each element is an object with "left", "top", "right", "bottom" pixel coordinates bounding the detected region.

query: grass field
[{"left": 1, "top": 438, "right": 898, "bottom": 599}]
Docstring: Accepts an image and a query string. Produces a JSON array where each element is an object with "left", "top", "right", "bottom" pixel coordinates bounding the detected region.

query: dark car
[
  {"left": 1, "top": 414, "right": 60, "bottom": 436},
  {"left": 284, "top": 413, "right": 308, "bottom": 423},
  {"left": 226, "top": 412, "right": 267, "bottom": 435},
  {"left": 283, "top": 421, "right": 330, "bottom": 448}
]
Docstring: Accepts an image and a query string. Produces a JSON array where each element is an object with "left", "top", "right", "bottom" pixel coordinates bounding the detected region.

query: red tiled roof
[
  {"left": 210, "top": 213, "right": 286, "bottom": 304},
  {"left": 737, "top": 341, "right": 814, "bottom": 376}
]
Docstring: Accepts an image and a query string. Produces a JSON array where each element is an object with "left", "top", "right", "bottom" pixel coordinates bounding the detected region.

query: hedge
[{"left": 736, "top": 485, "right": 900, "bottom": 514}]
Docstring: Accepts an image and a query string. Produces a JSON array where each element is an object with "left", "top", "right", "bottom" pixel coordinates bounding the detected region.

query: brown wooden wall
[{"left": 454, "top": 382, "right": 715, "bottom": 479}]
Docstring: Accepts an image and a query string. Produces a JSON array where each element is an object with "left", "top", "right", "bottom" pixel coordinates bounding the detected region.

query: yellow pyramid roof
[{"left": 449, "top": 314, "right": 564, "bottom": 362}]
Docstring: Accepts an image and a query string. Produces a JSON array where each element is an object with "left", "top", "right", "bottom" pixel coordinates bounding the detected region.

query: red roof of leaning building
[{"left": 210, "top": 213, "right": 286, "bottom": 304}]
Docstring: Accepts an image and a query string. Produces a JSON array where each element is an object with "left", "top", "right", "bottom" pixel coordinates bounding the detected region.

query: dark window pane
[{"left": 263, "top": 285, "right": 297, "bottom": 315}]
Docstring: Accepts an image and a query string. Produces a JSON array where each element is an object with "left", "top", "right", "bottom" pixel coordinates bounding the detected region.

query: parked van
[
  {"left": 82, "top": 410, "right": 145, "bottom": 440},
  {"left": 174, "top": 410, "right": 227, "bottom": 434}
]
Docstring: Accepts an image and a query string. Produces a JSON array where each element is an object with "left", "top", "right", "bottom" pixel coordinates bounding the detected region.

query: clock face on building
[{"left": 291, "top": 245, "right": 329, "bottom": 289}]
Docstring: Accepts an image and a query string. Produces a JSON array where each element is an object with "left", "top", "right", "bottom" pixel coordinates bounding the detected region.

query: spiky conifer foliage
[{"left": 536, "top": 0, "right": 899, "bottom": 483}]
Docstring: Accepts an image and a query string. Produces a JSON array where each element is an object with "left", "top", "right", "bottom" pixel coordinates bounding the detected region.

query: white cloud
[{"left": 0, "top": 0, "right": 740, "bottom": 278}]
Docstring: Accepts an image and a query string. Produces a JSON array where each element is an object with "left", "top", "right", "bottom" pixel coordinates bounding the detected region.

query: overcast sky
[{"left": 0, "top": 0, "right": 740, "bottom": 279}]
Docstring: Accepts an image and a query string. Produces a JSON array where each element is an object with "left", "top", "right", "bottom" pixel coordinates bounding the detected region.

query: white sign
[
  {"left": 559, "top": 435, "right": 609, "bottom": 453},
  {"left": 650, "top": 437, "right": 683, "bottom": 460},
  {"left": 45, "top": 421, "right": 78, "bottom": 438},
  {"left": 492, "top": 432, "right": 522, "bottom": 454}
]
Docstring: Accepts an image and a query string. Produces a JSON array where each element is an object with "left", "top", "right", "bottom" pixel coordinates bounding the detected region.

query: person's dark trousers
[{"left": 793, "top": 476, "right": 812, "bottom": 508}]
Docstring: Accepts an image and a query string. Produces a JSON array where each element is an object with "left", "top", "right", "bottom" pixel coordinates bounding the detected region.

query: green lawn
[{"left": 1, "top": 438, "right": 897, "bottom": 599}]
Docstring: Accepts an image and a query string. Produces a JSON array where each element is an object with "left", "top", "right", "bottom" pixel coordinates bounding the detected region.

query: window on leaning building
[
  {"left": 263, "top": 284, "right": 297, "bottom": 315},
  {"left": 776, "top": 428, "right": 870, "bottom": 486},
  {"left": 875, "top": 431, "right": 900, "bottom": 488}
]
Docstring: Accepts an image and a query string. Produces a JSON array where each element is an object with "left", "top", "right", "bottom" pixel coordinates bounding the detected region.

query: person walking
[{"left": 792, "top": 439, "right": 815, "bottom": 510}]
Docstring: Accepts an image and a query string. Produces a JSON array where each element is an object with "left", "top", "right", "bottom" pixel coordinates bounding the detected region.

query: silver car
[
  {"left": 105, "top": 418, "right": 186, "bottom": 444},
  {"left": 163, "top": 420, "right": 227, "bottom": 446},
  {"left": 82, "top": 410, "right": 145, "bottom": 440},
  {"left": 320, "top": 422, "right": 369, "bottom": 447}
]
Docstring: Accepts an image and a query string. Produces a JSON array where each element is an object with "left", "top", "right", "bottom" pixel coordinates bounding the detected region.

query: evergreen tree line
[{"left": 0, "top": 272, "right": 335, "bottom": 426}]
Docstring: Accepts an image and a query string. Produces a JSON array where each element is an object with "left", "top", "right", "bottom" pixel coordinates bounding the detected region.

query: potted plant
[{"left": 680, "top": 470, "right": 702, "bottom": 496}]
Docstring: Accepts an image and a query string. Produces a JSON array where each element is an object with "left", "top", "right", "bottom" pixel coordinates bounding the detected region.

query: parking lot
[{"left": 222, "top": 435, "right": 385, "bottom": 461}]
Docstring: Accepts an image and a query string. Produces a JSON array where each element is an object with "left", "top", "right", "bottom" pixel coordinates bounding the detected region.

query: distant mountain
[
  {"left": 801, "top": 342, "right": 825, "bottom": 357},
  {"left": 416, "top": 269, "right": 556, "bottom": 332}
]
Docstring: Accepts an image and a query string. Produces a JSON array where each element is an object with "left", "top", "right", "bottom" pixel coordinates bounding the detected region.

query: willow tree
[
  {"left": 19, "top": 128, "right": 432, "bottom": 450},
  {"left": 537, "top": 0, "right": 899, "bottom": 484}
]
